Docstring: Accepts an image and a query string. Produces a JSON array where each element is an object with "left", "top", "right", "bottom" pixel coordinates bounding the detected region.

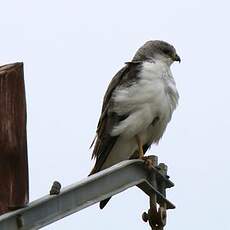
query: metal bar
[{"left": 0, "top": 159, "right": 175, "bottom": 230}]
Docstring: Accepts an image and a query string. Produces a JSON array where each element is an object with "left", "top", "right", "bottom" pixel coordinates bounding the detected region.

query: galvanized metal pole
[{"left": 0, "top": 158, "right": 175, "bottom": 230}]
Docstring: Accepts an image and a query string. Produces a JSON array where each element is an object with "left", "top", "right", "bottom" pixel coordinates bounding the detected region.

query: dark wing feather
[
  {"left": 89, "top": 112, "right": 128, "bottom": 175},
  {"left": 89, "top": 62, "right": 141, "bottom": 175}
]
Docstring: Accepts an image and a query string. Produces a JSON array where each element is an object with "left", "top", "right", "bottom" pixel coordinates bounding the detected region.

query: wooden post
[{"left": 0, "top": 63, "right": 28, "bottom": 215}]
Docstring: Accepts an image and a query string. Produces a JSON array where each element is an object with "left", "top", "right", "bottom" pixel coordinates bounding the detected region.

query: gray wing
[{"left": 89, "top": 62, "right": 141, "bottom": 175}]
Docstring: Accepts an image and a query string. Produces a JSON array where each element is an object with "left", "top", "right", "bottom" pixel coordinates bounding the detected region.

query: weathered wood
[{"left": 0, "top": 63, "right": 28, "bottom": 215}]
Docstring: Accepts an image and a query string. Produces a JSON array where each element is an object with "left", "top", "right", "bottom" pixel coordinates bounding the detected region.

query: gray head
[{"left": 132, "top": 40, "right": 181, "bottom": 64}]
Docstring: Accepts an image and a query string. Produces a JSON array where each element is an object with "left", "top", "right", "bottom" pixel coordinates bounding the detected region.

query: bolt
[{"left": 50, "top": 181, "right": 61, "bottom": 195}]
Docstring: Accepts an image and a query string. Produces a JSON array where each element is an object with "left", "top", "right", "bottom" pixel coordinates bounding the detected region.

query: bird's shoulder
[
  {"left": 103, "top": 62, "right": 142, "bottom": 108},
  {"left": 97, "top": 62, "right": 142, "bottom": 130}
]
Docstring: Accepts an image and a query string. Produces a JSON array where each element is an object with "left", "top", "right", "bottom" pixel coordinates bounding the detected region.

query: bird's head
[{"left": 132, "top": 40, "right": 181, "bottom": 66}]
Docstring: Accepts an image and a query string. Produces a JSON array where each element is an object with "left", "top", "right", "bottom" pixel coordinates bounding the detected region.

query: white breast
[{"left": 111, "top": 60, "right": 179, "bottom": 143}]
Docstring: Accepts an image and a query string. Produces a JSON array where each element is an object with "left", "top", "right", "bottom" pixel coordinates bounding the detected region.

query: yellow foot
[{"left": 141, "top": 156, "right": 154, "bottom": 170}]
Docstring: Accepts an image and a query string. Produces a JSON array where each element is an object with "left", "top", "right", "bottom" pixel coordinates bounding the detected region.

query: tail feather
[{"left": 100, "top": 197, "right": 111, "bottom": 209}]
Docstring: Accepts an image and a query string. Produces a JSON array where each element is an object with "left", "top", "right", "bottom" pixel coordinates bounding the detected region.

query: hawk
[{"left": 90, "top": 40, "right": 180, "bottom": 209}]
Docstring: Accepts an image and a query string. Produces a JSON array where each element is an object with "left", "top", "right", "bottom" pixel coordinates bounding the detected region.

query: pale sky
[{"left": 1, "top": 1, "right": 230, "bottom": 229}]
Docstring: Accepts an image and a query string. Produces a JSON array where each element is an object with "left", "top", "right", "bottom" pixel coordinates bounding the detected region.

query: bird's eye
[{"left": 162, "top": 48, "right": 171, "bottom": 55}]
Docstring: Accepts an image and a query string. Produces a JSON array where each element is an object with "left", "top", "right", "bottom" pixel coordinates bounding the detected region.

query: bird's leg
[
  {"left": 135, "top": 135, "right": 154, "bottom": 169},
  {"left": 135, "top": 135, "right": 144, "bottom": 158}
]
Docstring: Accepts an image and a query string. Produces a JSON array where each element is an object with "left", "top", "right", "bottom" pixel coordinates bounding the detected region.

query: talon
[{"left": 141, "top": 156, "right": 154, "bottom": 170}]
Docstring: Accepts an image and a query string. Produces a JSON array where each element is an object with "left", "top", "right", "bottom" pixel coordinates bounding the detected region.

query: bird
[{"left": 89, "top": 40, "right": 180, "bottom": 209}]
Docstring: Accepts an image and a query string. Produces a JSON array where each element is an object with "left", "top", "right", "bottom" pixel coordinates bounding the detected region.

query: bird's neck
[{"left": 152, "top": 54, "right": 173, "bottom": 67}]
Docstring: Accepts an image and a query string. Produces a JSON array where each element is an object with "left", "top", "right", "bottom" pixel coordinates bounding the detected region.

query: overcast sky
[{"left": 1, "top": 0, "right": 230, "bottom": 229}]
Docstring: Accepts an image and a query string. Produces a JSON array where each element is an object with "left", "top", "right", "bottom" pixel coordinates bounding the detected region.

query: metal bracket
[
  {"left": 0, "top": 156, "right": 175, "bottom": 230},
  {"left": 142, "top": 156, "right": 174, "bottom": 230}
]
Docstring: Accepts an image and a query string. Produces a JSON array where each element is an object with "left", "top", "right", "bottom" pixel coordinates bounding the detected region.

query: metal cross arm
[{"left": 0, "top": 157, "right": 175, "bottom": 230}]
